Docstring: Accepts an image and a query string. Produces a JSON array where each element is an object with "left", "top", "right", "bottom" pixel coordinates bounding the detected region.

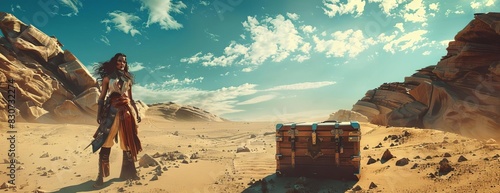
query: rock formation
[
  {"left": 146, "top": 102, "right": 228, "bottom": 122},
  {"left": 352, "top": 13, "right": 500, "bottom": 141},
  {"left": 0, "top": 12, "right": 148, "bottom": 123},
  {"left": 326, "top": 109, "right": 368, "bottom": 122}
]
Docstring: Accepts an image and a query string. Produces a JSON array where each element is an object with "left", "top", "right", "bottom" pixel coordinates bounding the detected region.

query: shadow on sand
[
  {"left": 53, "top": 178, "right": 124, "bottom": 193},
  {"left": 242, "top": 174, "right": 357, "bottom": 193}
]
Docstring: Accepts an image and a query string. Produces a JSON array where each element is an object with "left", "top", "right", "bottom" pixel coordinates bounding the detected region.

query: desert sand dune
[{"left": 1, "top": 114, "right": 499, "bottom": 193}]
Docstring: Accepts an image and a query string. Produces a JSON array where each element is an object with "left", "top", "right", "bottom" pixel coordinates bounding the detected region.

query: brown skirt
[{"left": 101, "top": 95, "right": 142, "bottom": 161}]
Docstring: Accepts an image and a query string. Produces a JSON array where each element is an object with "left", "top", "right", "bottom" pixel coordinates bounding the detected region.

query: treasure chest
[{"left": 275, "top": 121, "right": 361, "bottom": 180}]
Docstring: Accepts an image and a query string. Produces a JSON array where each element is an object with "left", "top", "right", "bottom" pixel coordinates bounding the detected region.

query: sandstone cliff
[{"left": 352, "top": 13, "right": 500, "bottom": 140}]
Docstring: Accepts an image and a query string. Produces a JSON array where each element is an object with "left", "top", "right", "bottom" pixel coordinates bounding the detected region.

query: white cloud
[
  {"left": 486, "top": 0, "right": 496, "bottom": 6},
  {"left": 380, "top": 30, "right": 428, "bottom": 53},
  {"left": 200, "top": 1, "right": 210, "bottom": 6},
  {"left": 300, "top": 25, "right": 316, "bottom": 34},
  {"left": 470, "top": 1, "right": 481, "bottom": 9},
  {"left": 128, "top": 62, "right": 145, "bottom": 72},
  {"left": 368, "top": 0, "right": 408, "bottom": 16},
  {"left": 402, "top": 0, "right": 427, "bottom": 23},
  {"left": 323, "top": 0, "right": 366, "bottom": 17},
  {"left": 394, "top": 23, "right": 405, "bottom": 32},
  {"left": 181, "top": 14, "right": 307, "bottom": 69},
  {"left": 139, "top": 0, "right": 187, "bottom": 30},
  {"left": 102, "top": 11, "right": 141, "bottom": 36},
  {"left": 313, "top": 29, "right": 377, "bottom": 58},
  {"left": 440, "top": 40, "right": 452, "bottom": 47},
  {"left": 58, "top": 0, "right": 82, "bottom": 15},
  {"left": 422, "top": 51, "right": 431, "bottom": 55},
  {"left": 429, "top": 3, "right": 439, "bottom": 11},
  {"left": 287, "top": 12, "right": 299, "bottom": 20},
  {"left": 292, "top": 55, "right": 310, "bottom": 63},
  {"left": 265, "top": 81, "right": 336, "bottom": 91},
  {"left": 100, "top": 35, "right": 110, "bottom": 46},
  {"left": 237, "top": 95, "right": 276, "bottom": 105},
  {"left": 133, "top": 83, "right": 258, "bottom": 115}
]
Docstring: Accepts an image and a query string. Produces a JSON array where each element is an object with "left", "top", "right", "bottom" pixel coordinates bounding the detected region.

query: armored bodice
[{"left": 107, "top": 71, "right": 131, "bottom": 96}]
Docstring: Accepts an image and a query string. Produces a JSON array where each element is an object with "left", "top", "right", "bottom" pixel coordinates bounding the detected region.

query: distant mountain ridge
[
  {"left": 0, "top": 12, "right": 226, "bottom": 123},
  {"left": 352, "top": 12, "right": 500, "bottom": 140}
]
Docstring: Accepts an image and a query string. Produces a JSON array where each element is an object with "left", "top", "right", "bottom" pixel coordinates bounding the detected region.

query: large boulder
[{"left": 352, "top": 12, "right": 500, "bottom": 141}]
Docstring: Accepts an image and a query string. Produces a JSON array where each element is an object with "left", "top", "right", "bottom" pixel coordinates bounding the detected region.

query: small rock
[
  {"left": 0, "top": 182, "right": 16, "bottom": 189},
  {"left": 439, "top": 158, "right": 453, "bottom": 175},
  {"left": 139, "top": 154, "right": 159, "bottom": 168},
  {"left": 367, "top": 158, "right": 377, "bottom": 165},
  {"left": 381, "top": 149, "right": 394, "bottom": 163},
  {"left": 458, "top": 155, "right": 468, "bottom": 162},
  {"left": 250, "top": 134, "right": 257, "bottom": 138},
  {"left": 396, "top": 158, "right": 410, "bottom": 166},
  {"left": 411, "top": 163, "right": 418, "bottom": 169},
  {"left": 425, "top": 155, "right": 432, "bottom": 160},
  {"left": 414, "top": 156, "right": 421, "bottom": 159},
  {"left": 352, "top": 185, "right": 362, "bottom": 191},
  {"left": 41, "top": 172, "right": 48, "bottom": 176},
  {"left": 40, "top": 152, "right": 49, "bottom": 158},
  {"left": 236, "top": 147, "right": 251, "bottom": 153},
  {"left": 369, "top": 182, "right": 378, "bottom": 189},
  {"left": 118, "top": 187, "right": 125, "bottom": 192},
  {"left": 363, "top": 146, "right": 369, "bottom": 150},
  {"left": 150, "top": 175, "right": 158, "bottom": 181},
  {"left": 453, "top": 140, "right": 459, "bottom": 144},
  {"left": 182, "top": 159, "right": 189, "bottom": 164},
  {"left": 443, "top": 153, "right": 452, "bottom": 157}
]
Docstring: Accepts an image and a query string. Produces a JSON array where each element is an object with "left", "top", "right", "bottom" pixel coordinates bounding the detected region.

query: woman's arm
[
  {"left": 97, "top": 77, "right": 109, "bottom": 124},
  {"left": 128, "top": 83, "right": 141, "bottom": 123}
]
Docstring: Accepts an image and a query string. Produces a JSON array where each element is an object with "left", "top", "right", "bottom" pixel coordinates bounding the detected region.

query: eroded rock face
[
  {"left": 352, "top": 13, "right": 500, "bottom": 141},
  {"left": 0, "top": 12, "right": 149, "bottom": 123},
  {"left": 147, "top": 102, "right": 227, "bottom": 122}
]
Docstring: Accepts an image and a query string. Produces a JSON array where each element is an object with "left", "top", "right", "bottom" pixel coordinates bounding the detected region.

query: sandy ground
[{"left": 1, "top": 114, "right": 499, "bottom": 193}]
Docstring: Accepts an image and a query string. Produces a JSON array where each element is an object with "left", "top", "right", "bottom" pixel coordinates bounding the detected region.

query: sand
[{"left": 1, "top": 114, "right": 499, "bottom": 193}]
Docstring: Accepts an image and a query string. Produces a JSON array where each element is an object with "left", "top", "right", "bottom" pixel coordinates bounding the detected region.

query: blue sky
[{"left": 1, "top": 0, "right": 498, "bottom": 121}]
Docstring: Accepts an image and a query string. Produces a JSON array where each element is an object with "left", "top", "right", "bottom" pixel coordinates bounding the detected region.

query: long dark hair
[{"left": 94, "top": 53, "right": 134, "bottom": 84}]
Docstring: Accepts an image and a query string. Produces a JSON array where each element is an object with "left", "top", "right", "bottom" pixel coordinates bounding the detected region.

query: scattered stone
[
  {"left": 383, "top": 136, "right": 388, "bottom": 141},
  {"left": 390, "top": 143, "right": 395, "bottom": 147},
  {"left": 396, "top": 158, "right": 410, "bottom": 166},
  {"left": 485, "top": 138, "right": 497, "bottom": 144},
  {"left": 182, "top": 159, "right": 189, "bottom": 164},
  {"left": 41, "top": 172, "right": 48, "bottom": 176},
  {"left": 443, "top": 153, "right": 452, "bottom": 157},
  {"left": 118, "top": 187, "right": 125, "bottom": 192},
  {"left": 250, "top": 134, "right": 257, "bottom": 138},
  {"left": 369, "top": 182, "right": 378, "bottom": 189},
  {"left": 188, "top": 145, "right": 192, "bottom": 148},
  {"left": 453, "top": 140, "right": 459, "bottom": 144},
  {"left": 363, "top": 146, "right": 369, "bottom": 150},
  {"left": 493, "top": 154, "right": 499, "bottom": 159},
  {"left": 50, "top": 156, "right": 61, "bottom": 161},
  {"left": 367, "top": 157, "right": 377, "bottom": 165},
  {"left": 236, "top": 146, "right": 251, "bottom": 153},
  {"left": 403, "top": 130, "right": 411, "bottom": 137},
  {"left": 190, "top": 153, "right": 199, "bottom": 159},
  {"left": 40, "top": 152, "right": 49, "bottom": 158},
  {"left": 425, "top": 155, "right": 432, "bottom": 160},
  {"left": 381, "top": 149, "right": 394, "bottom": 163},
  {"left": 438, "top": 158, "right": 453, "bottom": 175},
  {"left": 458, "top": 155, "right": 468, "bottom": 162},
  {"left": 352, "top": 185, "right": 362, "bottom": 191},
  {"left": 150, "top": 175, "right": 158, "bottom": 181},
  {"left": 428, "top": 173, "right": 436, "bottom": 178},
  {"left": 411, "top": 163, "right": 418, "bottom": 169},
  {"left": 414, "top": 156, "right": 421, "bottom": 159},
  {"left": 152, "top": 152, "right": 162, "bottom": 158},
  {"left": 162, "top": 166, "right": 168, "bottom": 171},
  {"left": 139, "top": 154, "right": 159, "bottom": 168},
  {"left": 43, "top": 142, "right": 49, "bottom": 145},
  {"left": 0, "top": 182, "right": 16, "bottom": 189}
]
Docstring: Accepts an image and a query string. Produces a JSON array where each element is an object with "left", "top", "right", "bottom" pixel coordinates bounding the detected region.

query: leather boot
[
  {"left": 93, "top": 147, "right": 111, "bottom": 188},
  {"left": 119, "top": 151, "right": 140, "bottom": 180}
]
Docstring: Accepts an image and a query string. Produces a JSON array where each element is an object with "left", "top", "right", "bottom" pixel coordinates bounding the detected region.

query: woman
[{"left": 93, "top": 53, "right": 142, "bottom": 188}]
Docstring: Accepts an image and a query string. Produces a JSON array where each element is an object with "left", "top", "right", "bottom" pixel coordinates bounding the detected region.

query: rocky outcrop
[
  {"left": 352, "top": 13, "right": 500, "bottom": 141},
  {"left": 0, "top": 12, "right": 147, "bottom": 123},
  {"left": 326, "top": 109, "right": 368, "bottom": 122},
  {"left": 147, "top": 102, "right": 228, "bottom": 122}
]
